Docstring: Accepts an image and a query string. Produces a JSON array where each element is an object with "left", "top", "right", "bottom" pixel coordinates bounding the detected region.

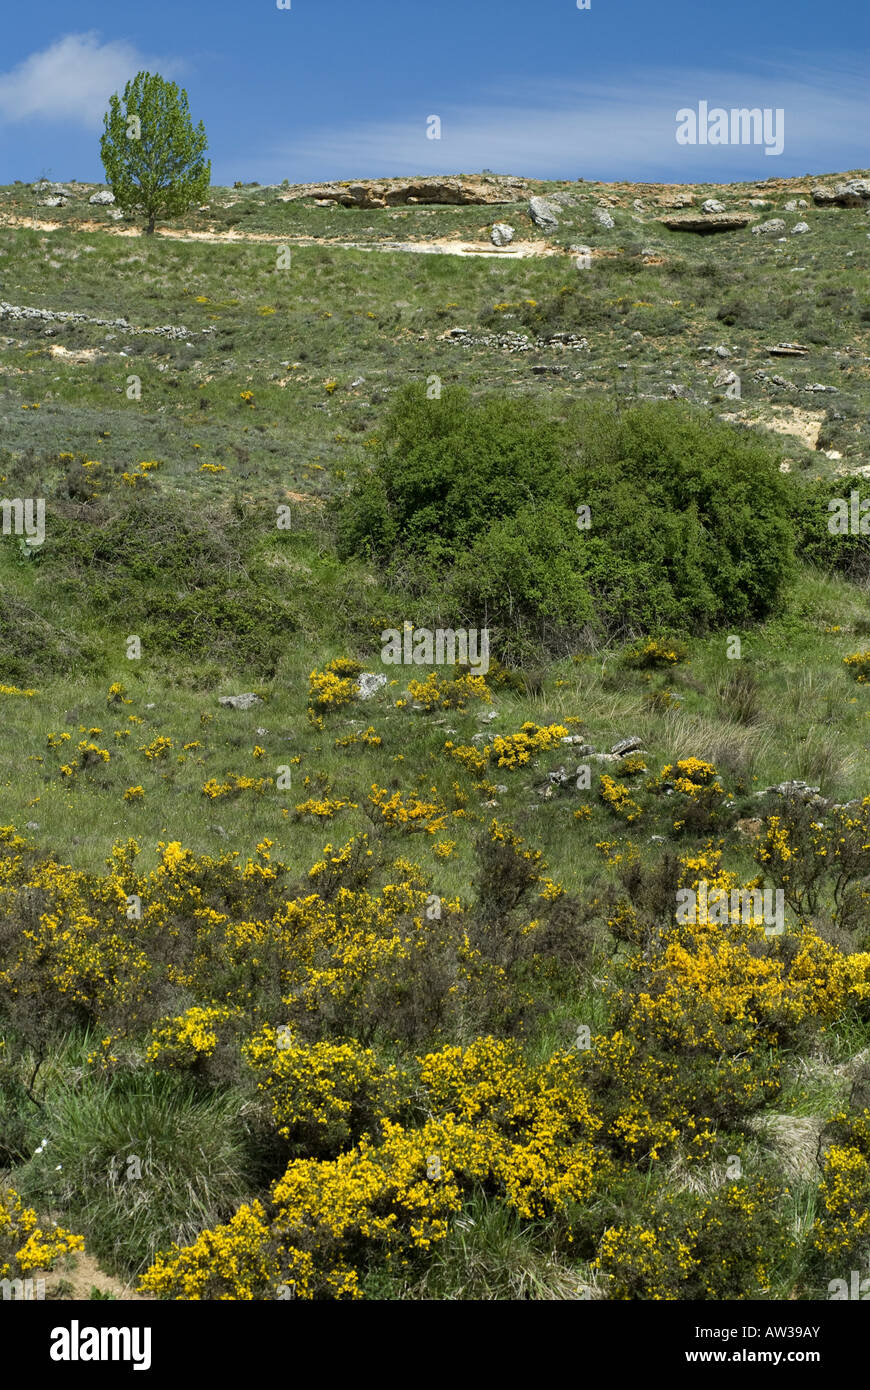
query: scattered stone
[
  {"left": 218, "top": 693, "right": 262, "bottom": 710},
  {"left": 531, "top": 363, "right": 567, "bottom": 375},
  {"left": 490, "top": 222, "right": 515, "bottom": 246},
  {"left": 751, "top": 218, "right": 787, "bottom": 236},
  {"left": 804, "top": 382, "right": 838, "bottom": 393},
  {"left": 0, "top": 301, "right": 213, "bottom": 341},
  {"left": 784, "top": 200, "right": 798, "bottom": 212},
  {"left": 755, "top": 779, "right": 823, "bottom": 804},
  {"left": 590, "top": 752, "right": 621, "bottom": 764},
  {"left": 611, "top": 736, "right": 644, "bottom": 756},
  {"left": 32, "top": 181, "right": 67, "bottom": 195},
  {"left": 632, "top": 198, "right": 645, "bottom": 212},
  {"left": 25, "top": 821, "right": 39, "bottom": 831},
  {"left": 701, "top": 198, "right": 726, "bottom": 214},
  {"left": 88, "top": 190, "right": 116, "bottom": 205},
  {"left": 714, "top": 345, "right": 730, "bottom": 358},
  {"left": 714, "top": 369, "right": 740, "bottom": 391},
  {"left": 668, "top": 383, "right": 689, "bottom": 398},
  {"left": 356, "top": 672, "right": 387, "bottom": 699},
  {"left": 767, "top": 342, "right": 809, "bottom": 356},
  {"left": 445, "top": 326, "right": 587, "bottom": 354},
  {"left": 791, "top": 221, "right": 810, "bottom": 235},
  {"left": 592, "top": 208, "right": 615, "bottom": 229},
  {"left": 547, "top": 766, "right": 571, "bottom": 787},
  {"left": 748, "top": 198, "right": 768, "bottom": 208},
  {"left": 528, "top": 196, "right": 560, "bottom": 230},
  {"left": 38, "top": 197, "right": 66, "bottom": 208}
]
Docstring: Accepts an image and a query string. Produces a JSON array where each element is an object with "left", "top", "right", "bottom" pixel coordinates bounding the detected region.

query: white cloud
[
  {"left": 0, "top": 32, "right": 182, "bottom": 130},
  {"left": 261, "top": 64, "right": 870, "bottom": 183}
]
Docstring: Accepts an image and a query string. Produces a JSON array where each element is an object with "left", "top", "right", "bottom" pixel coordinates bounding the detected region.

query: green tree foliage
[
  {"left": 100, "top": 71, "right": 210, "bottom": 234},
  {"left": 335, "top": 385, "right": 795, "bottom": 644}
]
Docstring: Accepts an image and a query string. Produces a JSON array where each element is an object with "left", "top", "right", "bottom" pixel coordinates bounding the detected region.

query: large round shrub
[{"left": 336, "top": 385, "right": 795, "bottom": 641}]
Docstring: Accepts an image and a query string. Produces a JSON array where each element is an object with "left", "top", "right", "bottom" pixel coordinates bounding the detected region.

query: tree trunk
[{"left": 145, "top": 216, "right": 156, "bottom": 235}]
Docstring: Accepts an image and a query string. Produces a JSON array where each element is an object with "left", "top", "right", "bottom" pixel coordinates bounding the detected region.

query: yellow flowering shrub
[
  {"left": 443, "top": 742, "right": 489, "bottom": 777},
  {"left": 843, "top": 650, "right": 870, "bottom": 683},
  {"left": 307, "top": 658, "right": 364, "bottom": 727},
  {"left": 138, "top": 1201, "right": 280, "bottom": 1300},
  {"left": 599, "top": 774, "right": 643, "bottom": 823},
  {"left": 623, "top": 637, "right": 687, "bottom": 669},
  {"left": 243, "top": 1028, "right": 406, "bottom": 1153},
  {"left": 146, "top": 1005, "right": 243, "bottom": 1070},
  {"left": 0, "top": 1186, "right": 85, "bottom": 1279},
  {"left": 202, "top": 775, "right": 270, "bottom": 799},
  {"left": 294, "top": 795, "right": 358, "bottom": 820},
  {"left": 368, "top": 785, "right": 448, "bottom": 835},
  {"left": 404, "top": 670, "right": 491, "bottom": 711},
  {"left": 812, "top": 1110, "right": 870, "bottom": 1260},
  {"left": 490, "top": 723, "right": 569, "bottom": 769}
]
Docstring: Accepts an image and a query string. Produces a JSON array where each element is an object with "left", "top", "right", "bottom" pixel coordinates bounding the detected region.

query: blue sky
[{"left": 0, "top": 0, "right": 866, "bottom": 186}]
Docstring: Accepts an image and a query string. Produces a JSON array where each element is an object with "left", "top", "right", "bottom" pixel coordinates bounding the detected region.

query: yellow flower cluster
[
  {"left": 0, "top": 1186, "right": 85, "bottom": 1279},
  {"left": 308, "top": 658, "right": 364, "bottom": 728},
  {"left": 146, "top": 1005, "right": 242, "bottom": 1068},
  {"left": 843, "top": 650, "right": 870, "bottom": 683},
  {"left": 443, "top": 742, "right": 489, "bottom": 777},
  {"left": 368, "top": 785, "right": 448, "bottom": 835},
  {"left": 490, "top": 723, "right": 569, "bottom": 769},
  {"left": 294, "top": 795, "right": 359, "bottom": 820},
  {"left": 243, "top": 1029, "right": 403, "bottom": 1147},
  {"left": 599, "top": 774, "right": 643, "bottom": 823},
  {"left": 202, "top": 775, "right": 270, "bottom": 799},
  {"left": 334, "top": 727, "right": 382, "bottom": 748},
  {"left": 404, "top": 670, "right": 491, "bottom": 712},
  {"left": 139, "top": 736, "right": 173, "bottom": 760}
]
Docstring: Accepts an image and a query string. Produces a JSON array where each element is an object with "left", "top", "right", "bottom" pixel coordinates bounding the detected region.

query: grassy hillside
[{"left": 0, "top": 171, "right": 868, "bottom": 1301}]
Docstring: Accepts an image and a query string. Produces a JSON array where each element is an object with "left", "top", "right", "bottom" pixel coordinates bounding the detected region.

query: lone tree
[{"left": 100, "top": 71, "right": 210, "bottom": 234}]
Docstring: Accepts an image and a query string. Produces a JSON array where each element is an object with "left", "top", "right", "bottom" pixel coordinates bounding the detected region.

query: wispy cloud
[
  {"left": 0, "top": 32, "right": 182, "bottom": 130},
  {"left": 259, "top": 64, "right": 870, "bottom": 183}
]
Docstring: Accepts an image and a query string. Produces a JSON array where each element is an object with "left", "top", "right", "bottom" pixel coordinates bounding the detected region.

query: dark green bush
[
  {"left": 336, "top": 386, "right": 795, "bottom": 643},
  {"left": 788, "top": 472, "right": 870, "bottom": 581}
]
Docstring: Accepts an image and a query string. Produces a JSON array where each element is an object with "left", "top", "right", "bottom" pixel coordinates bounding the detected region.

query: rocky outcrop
[
  {"left": 659, "top": 212, "right": 753, "bottom": 234},
  {"left": 812, "top": 179, "right": 870, "bottom": 207},
  {"left": 282, "top": 176, "right": 528, "bottom": 208}
]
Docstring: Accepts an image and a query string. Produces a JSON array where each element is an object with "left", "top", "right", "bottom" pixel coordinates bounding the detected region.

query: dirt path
[{"left": 0, "top": 213, "right": 559, "bottom": 258}]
